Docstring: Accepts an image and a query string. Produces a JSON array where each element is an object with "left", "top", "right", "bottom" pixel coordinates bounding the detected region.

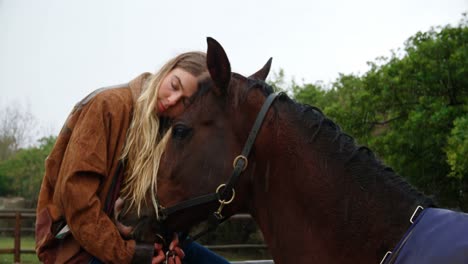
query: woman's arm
[{"left": 56, "top": 93, "right": 136, "bottom": 263}]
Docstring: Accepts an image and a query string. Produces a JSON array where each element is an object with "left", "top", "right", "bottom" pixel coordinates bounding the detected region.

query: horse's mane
[
  {"left": 192, "top": 74, "right": 433, "bottom": 207},
  {"left": 243, "top": 77, "right": 435, "bottom": 208}
]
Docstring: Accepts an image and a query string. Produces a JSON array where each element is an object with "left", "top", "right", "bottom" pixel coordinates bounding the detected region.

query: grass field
[
  {"left": 0, "top": 236, "right": 270, "bottom": 263},
  {"left": 0, "top": 236, "right": 39, "bottom": 264}
]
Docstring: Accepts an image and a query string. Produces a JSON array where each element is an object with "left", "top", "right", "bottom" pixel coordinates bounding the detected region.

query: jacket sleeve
[{"left": 56, "top": 93, "right": 136, "bottom": 263}]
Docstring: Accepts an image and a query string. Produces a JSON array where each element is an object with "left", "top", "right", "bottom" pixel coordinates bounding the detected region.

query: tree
[
  {"left": 446, "top": 116, "right": 468, "bottom": 180},
  {"left": 291, "top": 14, "right": 468, "bottom": 209},
  {"left": 364, "top": 16, "right": 468, "bottom": 208},
  {"left": 0, "top": 103, "right": 38, "bottom": 161},
  {"left": 0, "top": 136, "right": 56, "bottom": 204}
]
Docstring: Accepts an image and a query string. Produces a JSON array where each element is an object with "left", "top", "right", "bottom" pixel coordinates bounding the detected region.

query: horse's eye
[{"left": 172, "top": 124, "right": 192, "bottom": 140}]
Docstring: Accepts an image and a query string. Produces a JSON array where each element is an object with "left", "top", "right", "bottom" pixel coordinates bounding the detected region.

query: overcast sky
[{"left": 1, "top": 0, "right": 466, "bottom": 138}]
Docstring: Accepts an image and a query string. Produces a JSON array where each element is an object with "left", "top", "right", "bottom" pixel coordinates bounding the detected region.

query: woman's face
[{"left": 157, "top": 68, "right": 198, "bottom": 118}]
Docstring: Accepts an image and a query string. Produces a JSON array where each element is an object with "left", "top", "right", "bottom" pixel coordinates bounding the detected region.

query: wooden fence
[
  {"left": 0, "top": 209, "right": 267, "bottom": 263},
  {"left": 0, "top": 209, "right": 36, "bottom": 263}
]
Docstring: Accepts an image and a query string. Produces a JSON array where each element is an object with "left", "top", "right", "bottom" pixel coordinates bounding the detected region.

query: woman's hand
[
  {"left": 152, "top": 243, "right": 165, "bottom": 264},
  {"left": 115, "top": 198, "right": 181, "bottom": 263},
  {"left": 113, "top": 197, "right": 134, "bottom": 239}
]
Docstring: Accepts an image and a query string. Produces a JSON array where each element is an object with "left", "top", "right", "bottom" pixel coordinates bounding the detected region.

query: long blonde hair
[{"left": 120, "top": 51, "right": 207, "bottom": 217}]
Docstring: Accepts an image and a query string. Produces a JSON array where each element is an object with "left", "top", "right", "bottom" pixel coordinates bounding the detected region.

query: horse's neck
[{"left": 247, "top": 107, "right": 420, "bottom": 263}]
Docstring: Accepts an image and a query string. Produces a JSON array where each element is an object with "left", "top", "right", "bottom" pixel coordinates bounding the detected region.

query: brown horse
[{"left": 119, "top": 38, "right": 468, "bottom": 264}]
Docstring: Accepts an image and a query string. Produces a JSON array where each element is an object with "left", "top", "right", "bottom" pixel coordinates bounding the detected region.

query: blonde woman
[{"left": 35, "top": 51, "right": 230, "bottom": 263}]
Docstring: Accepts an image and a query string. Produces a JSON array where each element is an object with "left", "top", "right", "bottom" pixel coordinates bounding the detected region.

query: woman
[{"left": 35, "top": 51, "right": 230, "bottom": 263}]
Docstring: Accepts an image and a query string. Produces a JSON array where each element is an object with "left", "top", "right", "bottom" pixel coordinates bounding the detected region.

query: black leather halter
[{"left": 158, "top": 93, "right": 278, "bottom": 226}]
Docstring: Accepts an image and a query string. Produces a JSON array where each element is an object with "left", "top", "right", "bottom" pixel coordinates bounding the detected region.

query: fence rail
[
  {"left": 0, "top": 209, "right": 36, "bottom": 263},
  {"left": 0, "top": 209, "right": 268, "bottom": 263}
]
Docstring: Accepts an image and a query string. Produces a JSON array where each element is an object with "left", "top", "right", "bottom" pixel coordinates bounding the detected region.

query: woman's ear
[{"left": 206, "top": 37, "right": 231, "bottom": 96}]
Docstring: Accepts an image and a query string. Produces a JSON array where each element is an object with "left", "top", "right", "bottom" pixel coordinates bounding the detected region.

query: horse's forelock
[
  {"left": 192, "top": 77, "right": 214, "bottom": 101},
  {"left": 182, "top": 76, "right": 218, "bottom": 111}
]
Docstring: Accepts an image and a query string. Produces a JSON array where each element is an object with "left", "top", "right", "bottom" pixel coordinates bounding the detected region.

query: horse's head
[
  {"left": 156, "top": 37, "right": 273, "bottom": 231},
  {"left": 117, "top": 37, "right": 273, "bottom": 242}
]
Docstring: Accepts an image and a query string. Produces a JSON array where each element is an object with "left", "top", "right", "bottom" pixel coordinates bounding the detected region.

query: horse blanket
[{"left": 386, "top": 207, "right": 468, "bottom": 263}]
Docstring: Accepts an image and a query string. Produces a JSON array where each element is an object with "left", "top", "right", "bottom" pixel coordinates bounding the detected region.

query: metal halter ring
[
  {"left": 233, "top": 155, "right": 248, "bottom": 171},
  {"left": 216, "top": 184, "right": 236, "bottom": 204},
  {"left": 166, "top": 250, "right": 176, "bottom": 262}
]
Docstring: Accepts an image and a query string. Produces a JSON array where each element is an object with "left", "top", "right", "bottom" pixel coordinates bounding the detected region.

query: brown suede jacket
[{"left": 35, "top": 73, "right": 151, "bottom": 263}]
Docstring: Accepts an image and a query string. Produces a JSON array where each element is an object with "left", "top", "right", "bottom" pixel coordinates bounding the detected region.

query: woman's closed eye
[{"left": 171, "top": 78, "right": 180, "bottom": 91}]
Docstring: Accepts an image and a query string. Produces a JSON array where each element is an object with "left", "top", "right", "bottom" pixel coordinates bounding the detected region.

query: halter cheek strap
[{"left": 219, "top": 93, "right": 278, "bottom": 207}]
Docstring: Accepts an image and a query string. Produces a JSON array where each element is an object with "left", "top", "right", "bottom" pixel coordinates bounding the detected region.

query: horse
[{"left": 118, "top": 38, "right": 468, "bottom": 264}]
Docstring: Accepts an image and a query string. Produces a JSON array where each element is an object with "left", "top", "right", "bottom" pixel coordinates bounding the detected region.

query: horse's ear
[
  {"left": 249, "top": 58, "right": 273, "bottom": 81},
  {"left": 206, "top": 37, "right": 231, "bottom": 96}
]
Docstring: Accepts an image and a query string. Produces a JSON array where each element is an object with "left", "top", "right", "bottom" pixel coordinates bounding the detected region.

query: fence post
[{"left": 14, "top": 211, "right": 21, "bottom": 264}]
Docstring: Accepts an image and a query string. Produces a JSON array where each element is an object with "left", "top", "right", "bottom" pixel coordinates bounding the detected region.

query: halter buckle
[{"left": 233, "top": 155, "right": 248, "bottom": 171}]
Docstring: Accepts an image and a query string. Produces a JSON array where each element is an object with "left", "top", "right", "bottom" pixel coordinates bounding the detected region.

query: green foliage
[
  {"left": 363, "top": 16, "right": 467, "bottom": 208},
  {"left": 281, "top": 14, "right": 468, "bottom": 209},
  {"left": 0, "top": 136, "right": 56, "bottom": 203},
  {"left": 446, "top": 116, "right": 468, "bottom": 179},
  {"left": 293, "top": 82, "right": 327, "bottom": 108}
]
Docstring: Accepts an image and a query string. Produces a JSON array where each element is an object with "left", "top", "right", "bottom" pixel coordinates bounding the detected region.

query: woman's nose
[{"left": 167, "top": 93, "right": 182, "bottom": 106}]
